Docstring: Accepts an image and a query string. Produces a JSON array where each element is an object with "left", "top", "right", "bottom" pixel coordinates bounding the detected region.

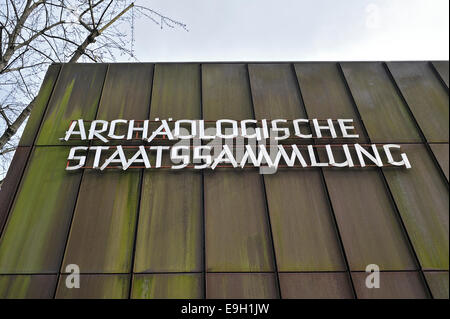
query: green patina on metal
[
  {"left": 132, "top": 274, "right": 202, "bottom": 299},
  {"left": 62, "top": 169, "right": 141, "bottom": 273},
  {"left": 0, "top": 275, "right": 56, "bottom": 298},
  {"left": 134, "top": 165, "right": 203, "bottom": 272},
  {"left": 56, "top": 274, "right": 129, "bottom": 299},
  {"left": 36, "top": 64, "right": 106, "bottom": 146},
  {"left": 0, "top": 147, "right": 82, "bottom": 273},
  {"left": 19, "top": 64, "right": 61, "bottom": 146},
  {"left": 383, "top": 144, "right": 449, "bottom": 270}
]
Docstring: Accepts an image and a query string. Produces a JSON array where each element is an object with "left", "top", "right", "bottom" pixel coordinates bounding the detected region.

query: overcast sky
[{"left": 129, "top": 0, "right": 449, "bottom": 62}]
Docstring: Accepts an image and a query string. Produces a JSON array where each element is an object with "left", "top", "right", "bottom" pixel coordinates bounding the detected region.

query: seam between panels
[
  {"left": 246, "top": 63, "right": 286, "bottom": 300},
  {"left": 200, "top": 63, "right": 207, "bottom": 300},
  {"left": 428, "top": 61, "right": 450, "bottom": 91},
  {"left": 338, "top": 62, "right": 433, "bottom": 299},
  {"left": 291, "top": 62, "right": 357, "bottom": 299},
  {"left": 52, "top": 64, "right": 110, "bottom": 299},
  {"left": 383, "top": 61, "right": 449, "bottom": 298},
  {"left": 0, "top": 66, "right": 63, "bottom": 239},
  {"left": 128, "top": 63, "right": 156, "bottom": 299},
  {"left": 384, "top": 62, "right": 449, "bottom": 186}
]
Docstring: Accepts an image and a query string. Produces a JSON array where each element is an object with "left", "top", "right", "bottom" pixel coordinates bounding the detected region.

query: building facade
[{"left": 0, "top": 62, "right": 448, "bottom": 298}]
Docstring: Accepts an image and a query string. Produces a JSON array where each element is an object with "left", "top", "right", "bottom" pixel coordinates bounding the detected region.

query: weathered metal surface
[
  {"left": 96, "top": 63, "right": 153, "bottom": 120},
  {"left": 135, "top": 165, "right": 202, "bottom": 272},
  {"left": 56, "top": 274, "right": 129, "bottom": 299},
  {"left": 352, "top": 271, "right": 429, "bottom": 299},
  {"left": 133, "top": 64, "right": 203, "bottom": 273},
  {"left": 202, "top": 64, "right": 253, "bottom": 119},
  {"left": 294, "top": 62, "right": 367, "bottom": 143},
  {"left": 131, "top": 274, "right": 203, "bottom": 299},
  {"left": 206, "top": 273, "right": 278, "bottom": 299},
  {"left": 0, "top": 147, "right": 31, "bottom": 235},
  {"left": 263, "top": 170, "right": 346, "bottom": 271},
  {"left": 249, "top": 64, "right": 305, "bottom": 119},
  {"left": 429, "top": 143, "right": 449, "bottom": 181},
  {"left": 382, "top": 144, "right": 449, "bottom": 270},
  {"left": 202, "top": 63, "right": 274, "bottom": 272},
  {"left": 341, "top": 62, "right": 421, "bottom": 143},
  {"left": 322, "top": 168, "right": 417, "bottom": 271},
  {"left": 19, "top": 64, "right": 61, "bottom": 146},
  {"left": 204, "top": 170, "right": 274, "bottom": 271},
  {"left": 424, "top": 271, "right": 449, "bottom": 299},
  {"left": 35, "top": 64, "right": 107, "bottom": 145},
  {"left": 387, "top": 62, "right": 449, "bottom": 143},
  {"left": 62, "top": 169, "right": 141, "bottom": 273},
  {"left": 0, "top": 147, "right": 82, "bottom": 273},
  {"left": 432, "top": 61, "right": 449, "bottom": 88},
  {"left": 0, "top": 275, "right": 57, "bottom": 298},
  {"left": 279, "top": 273, "right": 353, "bottom": 299},
  {"left": 150, "top": 63, "right": 201, "bottom": 119},
  {"left": 60, "top": 64, "right": 153, "bottom": 273}
]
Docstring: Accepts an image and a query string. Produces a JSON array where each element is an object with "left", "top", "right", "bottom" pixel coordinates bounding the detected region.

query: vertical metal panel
[
  {"left": 432, "top": 61, "right": 449, "bottom": 88},
  {"left": 131, "top": 274, "right": 203, "bottom": 299},
  {"left": 202, "top": 64, "right": 274, "bottom": 272},
  {"left": 95, "top": 63, "right": 153, "bottom": 120},
  {"left": 204, "top": 171, "right": 274, "bottom": 271},
  {"left": 19, "top": 64, "right": 61, "bottom": 146},
  {"left": 387, "top": 62, "right": 449, "bottom": 143},
  {"left": 56, "top": 274, "right": 129, "bottom": 299},
  {"left": 202, "top": 64, "right": 253, "bottom": 119},
  {"left": 341, "top": 62, "right": 421, "bottom": 143},
  {"left": 0, "top": 147, "right": 82, "bottom": 273},
  {"left": 0, "top": 275, "right": 57, "bottom": 299},
  {"left": 134, "top": 64, "right": 202, "bottom": 273},
  {"left": 0, "top": 147, "right": 31, "bottom": 235},
  {"left": 248, "top": 63, "right": 345, "bottom": 271},
  {"left": 62, "top": 170, "right": 141, "bottom": 273},
  {"left": 263, "top": 170, "right": 346, "bottom": 271},
  {"left": 149, "top": 63, "right": 201, "bottom": 118},
  {"left": 352, "top": 271, "right": 429, "bottom": 299},
  {"left": 279, "top": 273, "right": 353, "bottom": 299},
  {"left": 61, "top": 65, "right": 153, "bottom": 273},
  {"left": 135, "top": 168, "right": 202, "bottom": 272},
  {"left": 206, "top": 273, "right": 278, "bottom": 299},
  {"left": 248, "top": 64, "right": 306, "bottom": 119},
  {"left": 429, "top": 143, "right": 449, "bottom": 181},
  {"left": 424, "top": 271, "right": 449, "bottom": 299},
  {"left": 383, "top": 144, "right": 449, "bottom": 270},
  {"left": 322, "top": 168, "right": 417, "bottom": 271},
  {"left": 294, "top": 63, "right": 367, "bottom": 143},
  {"left": 35, "top": 64, "right": 107, "bottom": 145}
]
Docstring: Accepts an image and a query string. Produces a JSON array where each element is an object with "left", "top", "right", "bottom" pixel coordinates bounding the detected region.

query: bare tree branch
[{"left": 0, "top": 0, "right": 188, "bottom": 178}]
